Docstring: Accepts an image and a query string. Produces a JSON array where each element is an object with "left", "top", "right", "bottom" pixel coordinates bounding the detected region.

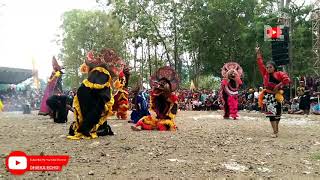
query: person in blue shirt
[{"left": 129, "top": 83, "right": 150, "bottom": 124}]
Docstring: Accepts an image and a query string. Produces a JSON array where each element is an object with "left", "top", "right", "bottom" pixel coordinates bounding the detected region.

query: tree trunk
[
  {"left": 148, "top": 39, "right": 152, "bottom": 76},
  {"left": 137, "top": 1, "right": 172, "bottom": 66},
  {"left": 186, "top": 53, "right": 191, "bottom": 82},
  {"left": 173, "top": 3, "right": 178, "bottom": 71},
  {"left": 133, "top": 23, "right": 137, "bottom": 72},
  {"left": 141, "top": 42, "right": 144, "bottom": 82},
  {"left": 134, "top": 41, "right": 137, "bottom": 72},
  {"left": 154, "top": 45, "right": 158, "bottom": 71}
]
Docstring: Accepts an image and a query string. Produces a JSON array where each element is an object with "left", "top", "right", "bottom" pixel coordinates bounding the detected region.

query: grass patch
[{"left": 311, "top": 152, "right": 320, "bottom": 160}]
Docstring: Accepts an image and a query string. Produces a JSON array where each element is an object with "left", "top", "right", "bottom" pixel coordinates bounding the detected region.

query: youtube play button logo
[
  {"left": 6, "top": 151, "right": 28, "bottom": 175},
  {"left": 8, "top": 156, "right": 27, "bottom": 169},
  {"left": 5, "top": 151, "right": 70, "bottom": 175}
]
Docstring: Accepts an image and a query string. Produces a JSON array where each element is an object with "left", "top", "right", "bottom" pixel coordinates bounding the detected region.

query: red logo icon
[
  {"left": 6, "top": 151, "right": 28, "bottom": 175},
  {"left": 264, "top": 25, "right": 284, "bottom": 41},
  {"left": 266, "top": 27, "right": 282, "bottom": 39},
  {"left": 6, "top": 151, "right": 69, "bottom": 175}
]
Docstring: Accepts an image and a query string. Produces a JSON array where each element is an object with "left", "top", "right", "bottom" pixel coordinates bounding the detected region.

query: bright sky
[
  {"left": 0, "top": 0, "right": 97, "bottom": 79},
  {"left": 0, "top": 0, "right": 314, "bottom": 80}
]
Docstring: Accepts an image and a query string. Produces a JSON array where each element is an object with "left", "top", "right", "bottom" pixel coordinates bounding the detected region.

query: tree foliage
[
  {"left": 59, "top": 10, "right": 125, "bottom": 88},
  {"left": 60, "top": 1, "right": 314, "bottom": 89}
]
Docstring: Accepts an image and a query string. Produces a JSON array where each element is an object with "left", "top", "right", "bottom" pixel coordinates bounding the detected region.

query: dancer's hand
[
  {"left": 273, "top": 83, "right": 282, "bottom": 92},
  {"left": 255, "top": 47, "right": 260, "bottom": 54}
]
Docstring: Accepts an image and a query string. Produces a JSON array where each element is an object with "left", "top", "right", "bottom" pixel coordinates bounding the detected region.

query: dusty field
[{"left": 0, "top": 110, "right": 320, "bottom": 179}]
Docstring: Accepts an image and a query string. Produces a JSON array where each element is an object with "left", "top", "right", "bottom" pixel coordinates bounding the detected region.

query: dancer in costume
[
  {"left": 38, "top": 56, "right": 63, "bottom": 116},
  {"left": 112, "top": 67, "right": 130, "bottom": 120},
  {"left": 131, "top": 66, "right": 179, "bottom": 131},
  {"left": 68, "top": 48, "right": 124, "bottom": 140},
  {"left": 256, "top": 47, "right": 290, "bottom": 138},
  {"left": 129, "top": 81, "right": 150, "bottom": 124},
  {"left": 219, "top": 62, "right": 243, "bottom": 120},
  {"left": 46, "top": 94, "right": 73, "bottom": 123}
]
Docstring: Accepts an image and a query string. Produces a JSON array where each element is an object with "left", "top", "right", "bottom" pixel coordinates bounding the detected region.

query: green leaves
[
  {"left": 59, "top": 0, "right": 313, "bottom": 89},
  {"left": 59, "top": 10, "right": 125, "bottom": 88}
]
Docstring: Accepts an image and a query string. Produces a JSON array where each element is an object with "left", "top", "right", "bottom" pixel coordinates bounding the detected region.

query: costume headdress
[
  {"left": 149, "top": 66, "right": 179, "bottom": 91},
  {"left": 221, "top": 62, "right": 243, "bottom": 79},
  {"left": 80, "top": 48, "right": 125, "bottom": 75},
  {"left": 52, "top": 56, "right": 62, "bottom": 71}
]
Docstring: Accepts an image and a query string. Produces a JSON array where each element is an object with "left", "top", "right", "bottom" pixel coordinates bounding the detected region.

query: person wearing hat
[
  {"left": 256, "top": 47, "right": 291, "bottom": 138},
  {"left": 38, "top": 56, "right": 63, "bottom": 116},
  {"left": 68, "top": 48, "right": 124, "bottom": 140},
  {"left": 112, "top": 67, "right": 130, "bottom": 120},
  {"left": 131, "top": 66, "right": 179, "bottom": 131}
]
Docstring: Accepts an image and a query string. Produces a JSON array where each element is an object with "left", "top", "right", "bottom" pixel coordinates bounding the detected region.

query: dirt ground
[{"left": 0, "top": 110, "right": 320, "bottom": 179}]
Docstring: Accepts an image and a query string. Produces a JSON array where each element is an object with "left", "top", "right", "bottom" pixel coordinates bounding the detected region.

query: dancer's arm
[
  {"left": 255, "top": 47, "right": 267, "bottom": 76},
  {"left": 273, "top": 71, "right": 291, "bottom": 91},
  {"left": 278, "top": 71, "right": 290, "bottom": 86}
]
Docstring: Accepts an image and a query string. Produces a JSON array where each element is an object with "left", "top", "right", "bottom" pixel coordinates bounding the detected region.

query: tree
[
  {"left": 95, "top": 0, "right": 314, "bottom": 89},
  {"left": 59, "top": 10, "right": 125, "bottom": 88}
]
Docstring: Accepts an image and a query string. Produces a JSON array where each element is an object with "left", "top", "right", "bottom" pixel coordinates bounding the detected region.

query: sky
[
  {"left": 0, "top": 0, "right": 97, "bottom": 79},
  {"left": 0, "top": 0, "right": 315, "bottom": 80}
]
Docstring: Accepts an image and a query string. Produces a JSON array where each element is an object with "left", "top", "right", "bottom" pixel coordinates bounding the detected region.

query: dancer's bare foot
[
  {"left": 271, "top": 133, "right": 278, "bottom": 138},
  {"left": 131, "top": 126, "right": 142, "bottom": 131}
]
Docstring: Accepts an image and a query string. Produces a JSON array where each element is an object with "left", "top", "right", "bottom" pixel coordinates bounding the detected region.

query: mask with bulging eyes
[
  {"left": 227, "top": 70, "right": 236, "bottom": 79},
  {"left": 153, "top": 79, "right": 171, "bottom": 96}
]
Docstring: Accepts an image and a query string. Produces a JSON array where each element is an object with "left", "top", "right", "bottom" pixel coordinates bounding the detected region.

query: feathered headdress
[{"left": 80, "top": 48, "right": 125, "bottom": 75}]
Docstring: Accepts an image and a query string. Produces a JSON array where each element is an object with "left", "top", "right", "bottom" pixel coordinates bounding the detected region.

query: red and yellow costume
[
  {"left": 219, "top": 62, "right": 243, "bottom": 120},
  {"left": 132, "top": 66, "right": 179, "bottom": 131},
  {"left": 113, "top": 70, "right": 129, "bottom": 120},
  {"left": 257, "top": 53, "right": 290, "bottom": 117}
]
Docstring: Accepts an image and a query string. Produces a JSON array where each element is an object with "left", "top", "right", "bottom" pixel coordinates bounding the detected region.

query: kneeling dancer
[
  {"left": 132, "top": 66, "right": 179, "bottom": 131},
  {"left": 68, "top": 48, "right": 124, "bottom": 139}
]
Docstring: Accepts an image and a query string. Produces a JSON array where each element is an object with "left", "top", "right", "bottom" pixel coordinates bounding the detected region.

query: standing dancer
[
  {"left": 68, "top": 48, "right": 124, "bottom": 140},
  {"left": 38, "top": 57, "right": 63, "bottom": 116},
  {"left": 112, "top": 67, "right": 130, "bottom": 120},
  {"left": 132, "top": 66, "right": 179, "bottom": 131},
  {"left": 219, "top": 62, "right": 243, "bottom": 120},
  {"left": 256, "top": 47, "right": 290, "bottom": 138}
]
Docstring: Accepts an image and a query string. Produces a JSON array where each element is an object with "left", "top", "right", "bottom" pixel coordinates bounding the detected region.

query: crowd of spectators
[
  {"left": 0, "top": 86, "right": 43, "bottom": 112},
  {"left": 174, "top": 86, "right": 320, "bottom": 115},
  {"left": 1, "top": 76, "right": 319, "bottom": 115}
]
